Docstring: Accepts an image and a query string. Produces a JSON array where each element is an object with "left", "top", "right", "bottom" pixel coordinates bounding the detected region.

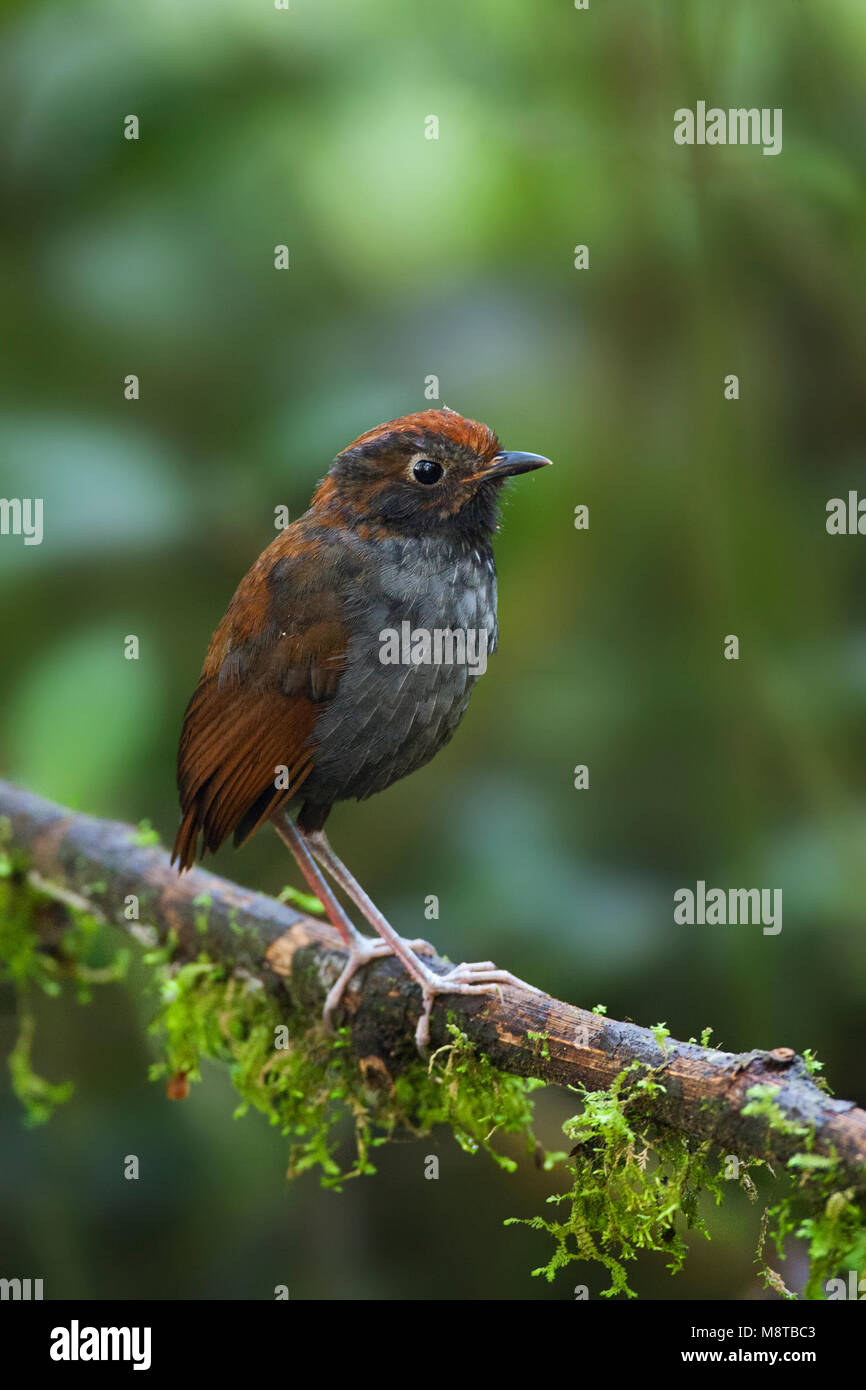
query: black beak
[{"left": 481, "top": 450, "right": 552, "bottom": 480}]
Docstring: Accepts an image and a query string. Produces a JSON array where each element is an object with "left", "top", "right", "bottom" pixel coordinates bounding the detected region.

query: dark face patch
[{"left": 318, "top": 410, "right": 505, "bottom": 543}]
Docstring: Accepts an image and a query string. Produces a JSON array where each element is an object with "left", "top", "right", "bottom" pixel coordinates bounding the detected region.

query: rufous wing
[{"left": 172, "top": 534, "right": 348, "bottom": 870}]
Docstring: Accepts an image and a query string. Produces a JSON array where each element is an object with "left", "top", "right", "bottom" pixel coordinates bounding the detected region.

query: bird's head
[{"left": 312, "top": 408, "right": 550, "bottom": 543}]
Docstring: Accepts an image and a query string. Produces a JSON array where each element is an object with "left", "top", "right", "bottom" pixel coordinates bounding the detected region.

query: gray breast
[{"left": 304, "top": 534, "right": 498, "bottom": 805}]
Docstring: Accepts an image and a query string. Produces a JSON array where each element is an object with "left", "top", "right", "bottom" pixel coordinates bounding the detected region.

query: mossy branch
[{"left": 1, "top": 778, "right": 864, "bottom": 1195}]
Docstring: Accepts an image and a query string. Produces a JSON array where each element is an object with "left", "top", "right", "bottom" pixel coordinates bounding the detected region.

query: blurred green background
[{"left": 1, "top": 0, "right": 865, "bottom": 1299}]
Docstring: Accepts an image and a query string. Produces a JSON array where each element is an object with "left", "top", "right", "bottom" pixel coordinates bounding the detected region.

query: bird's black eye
[{"left": 412, "top": 458, "right": 444, "bottom": 485}]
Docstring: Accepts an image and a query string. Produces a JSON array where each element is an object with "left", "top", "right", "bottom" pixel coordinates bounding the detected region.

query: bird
[{"left": 172, "top": 407, "right": 551, "bottom": 1048}]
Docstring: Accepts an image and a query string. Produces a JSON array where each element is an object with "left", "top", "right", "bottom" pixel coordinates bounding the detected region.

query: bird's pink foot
[
  {"left": 322, "top": 930, "right": 395, "bottom": 1030},
  {"left": 412, "top": 959, "right": 541, "bottom": 1051}
]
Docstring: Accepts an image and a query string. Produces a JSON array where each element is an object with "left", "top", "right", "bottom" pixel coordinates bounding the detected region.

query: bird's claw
[
  {"left": 403, "top": 937, "right": 436, "bottom": 956},
  {"left": 321, "top": 927, "right": 540, "bottom": 1058},
  {"left": 414, "top": 960, "right": 538, "bottom": 1051},
  {"left": 322, "top": 932, "right": 395, "bottom": 1030}
]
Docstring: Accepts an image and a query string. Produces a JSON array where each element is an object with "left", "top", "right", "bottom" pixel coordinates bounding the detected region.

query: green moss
[
  {"left": 8, "top": 1009, "right": 75, "bottom": 1127},
  {"left": 526, "top": 1029, "right": 552, "bottom": 1062},
  {"left": 507, "top": 1061, "right": 752, "bottom": 1297},
  {"left": 0, "top": 862, "right": 129, "bottom": 1124},
  {"left": 758, "top": 1153, "right": 866, "bottom": 1299},
  {"left": 277, "top": 884, "right": 326, "bottom": 916},
  {"left": 741, "top": 1082, "right": 811, "bottom": 1142},
  {"left": 508, "top": 1060, "right": 866, "bottom": 1299},
  {"left": 146, "top": 954, "right": 554, "bottom": 1187},
  {"left": 129, "top": 819, "right": 160, "bottom": 848},
  {"left": 801, "top": 1048, "right": 833, "bottom": 1095},
  {"left": 191, "top": 891, "right": 212, "bottom": 935}
]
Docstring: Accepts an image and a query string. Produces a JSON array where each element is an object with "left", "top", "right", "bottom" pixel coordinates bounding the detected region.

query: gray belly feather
[{"left": 302, "top": 535, "right": 497, "bottom": 805}]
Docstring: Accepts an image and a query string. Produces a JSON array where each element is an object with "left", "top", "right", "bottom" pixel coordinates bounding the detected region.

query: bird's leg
[
  {"left": 302, "top": 827, "right": 539, "bottom": 1051},
  {"left": 270, "top": 815, "right": 394, "bottom": 1030}
]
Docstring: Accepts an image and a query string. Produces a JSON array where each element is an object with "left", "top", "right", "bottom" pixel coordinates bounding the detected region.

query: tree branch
[{"left": 1, "top": 779, "right": 864, "bottom": 1188}]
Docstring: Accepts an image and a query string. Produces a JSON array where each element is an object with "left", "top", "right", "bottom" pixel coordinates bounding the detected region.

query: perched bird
[{"left": 172, "top": 408, "right": 550, "bottom": 1047}]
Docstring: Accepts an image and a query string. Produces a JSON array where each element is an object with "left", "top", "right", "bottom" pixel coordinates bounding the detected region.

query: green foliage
[
  {"left": 526, "top": 1029, "right": 552, "bottom": 1062},
  {"left": 758, "top": 1156, "right": 866, "bottom": 1300},
  {"left": 0, "top": 856, "right": 129, "bottom": 1124},
  {"left": 277, "top": 885, "right": 326, "bottom": 916},
  {"left": 741, "top": 1083, "right": 811, "bottom": 1141},
  {"left": 507, "top": 1062, "right": 755, "bottom": 1297},
  {"left": 8, "top": 1009, "right": 74, "bottom": 1128},
  {"left": 416, "top": 1029, "right": 561, "bottom": 1173},
  {"left": 129, "top": 820, "right": 161, "bottom": 848},
  {"left": 147, "top": 953, "right": 551, "bottom": 1188},
  {"left": 191, "top": 891, "right": 212, "bottom": 936},
  {"left": 509, "top": 1062, "right": 866, "bottom": 1299},
  {"left": 801, "top": 1049, "right": 833, "bottom": 1096}
]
